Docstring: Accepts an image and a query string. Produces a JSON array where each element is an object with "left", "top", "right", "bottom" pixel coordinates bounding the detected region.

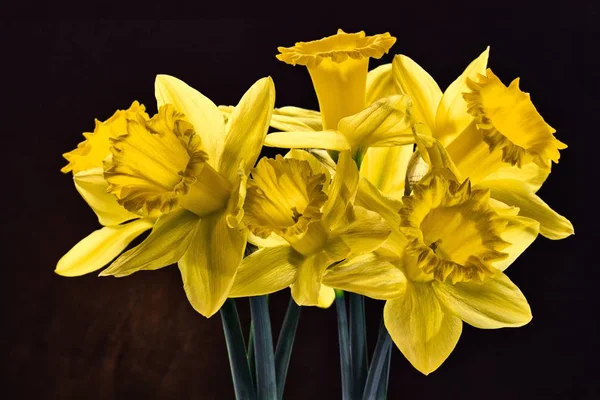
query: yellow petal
[
  {"left": 481, "top": 161, "right": 549, "bottom": 193},
  {"left": 264, "top": 130, "right": 351, "bottom": 151},
  {"left": 73, "top": 168, "right": 139, "bottom": 226},
  {"left": 271, "top": 106, "right": 322, "bottom": 132},
  {"left": 322, "top": 151, "right": 359, "bottom": 230},
  {"left": 323, "top": 253, "right": 405, "bottom": 300},
  {"left": 291, "top": 252, "right": 330, "bottom": 306},
  {"left": 360, "top": 145, "right": 413, "bottom": 201},
  {"left": 229, "top": 245, "right": 299, "bottom": 297},
  {"left": 494, "top": 216, "right": 540, "bottom": 271},
  {"left": 414, "top": 134, "right": 462, "bottom": 182},
  {"left": 247, "top": 231, "right": 288, "bottom": 248},
  {"left": 435, "top": 47, "right": 489, "bottom": 146},
  {"left": 433, "top": 272, "right": 532, "bottom": 329},
  {"left": 220, "top": 105, "right": 321, "bottom": 132},
  {"left": 337, "top": 94, "right": 414, "bottom": 150},
  {"left": 478, "top": 179, "right": 573, "bottom": 239},
  {"left": 56, "top": 219, "right": 153, "bottom": 277},
  {"left": 317, "top": 285, "right": 335, "bottom": 308},
  {"left": 393, "top": 55, "right": 442, "bottom": 130},
  {"left": 384, "top": 283, "right": 462, "bottom": 375},
  {"left": 219, "top": 77, "right": 275, "bottom": 180},
  {"left": 328, "top": 206, "right": 391, "bottom": 254},
  {"left": 100, "top": 209, "right": 199, "bottom": 277},
  {"left": 365, "top": 63, "right": 396, "bottom": 105},
  {"left": 155, "top": 75, "right": 225, "bottom": 167},
  {"left": 356, "top": 177, "right": 403, "bottom": 228},
  {"left": 178, "top": 211, "right": 247, "bottom": 317}
]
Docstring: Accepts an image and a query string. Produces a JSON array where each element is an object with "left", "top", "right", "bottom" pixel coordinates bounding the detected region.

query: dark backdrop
[{"left": 1, "top": 5, "right": 594, "bottom": 399}]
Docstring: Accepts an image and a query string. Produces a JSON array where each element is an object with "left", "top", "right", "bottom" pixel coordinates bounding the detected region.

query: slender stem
[
  {"left": 220, "top": 299, "right": 256, "bottom": 400},
  {"left": 335, "top": 290, "right": 353, "bottom": 400},
  {"left": 376, "top": 343, "right": 392, "bottom": 399},
  {"left": 349, "top": 293, "right": 368, "bottom": 396},
  {"left": 249, "top": 296, "right": 277, "bottom": 399},
  {"left": 274, "top": 297, "right": 302, "bottom": 400},
  {"left": 362, "top": 320, "right": 393, "bottom": 400},
  {"left": 247, "top": 321, "right": 256, "bottom": 385}
]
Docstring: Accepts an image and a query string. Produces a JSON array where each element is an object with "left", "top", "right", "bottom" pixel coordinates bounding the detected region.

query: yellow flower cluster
[{"left": 57, "top": 29, "right": 572, "bottom": 375}]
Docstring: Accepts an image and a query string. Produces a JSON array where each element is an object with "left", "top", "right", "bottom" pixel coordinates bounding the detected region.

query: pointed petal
[
  {"left": 482, "top": 162, "right": 550, "bottom": 193},
  {"left": 317, "top": 285, "right": 335, "bottom": 308},
  {"left": 356, "top": 177, "right": 403, "bottom": 227},
  {"left": 494, "top": 216, "right": 540, "bottom": 271},
  {"left": 155, "top": 75, "right": 225, "bottom": 166},
  {"left": 100, "top": 209, "right": 199, "bottom": 277},
  {"left": 73, "top": 168, "right": 139, "bottom": 226},
  {"left": 384, "top": 283, "right": 462, "bottom": 375},
  {"left": 322, "top": 151, "right": 359, "bottom": 230},
  {"left": 360, "top": 144, "right": 413, "bottom": 200},
  {"left": 220, "top": 105, "right": 322, "bottom": 132},
  {"left": 435, "top": 47, "right": 489, "bottom": 146},
  {"left": 229, "top": 246, "right": 298, "bottom": 297},
  {"left": 414, "top": 133, "right": 462, "bottom": 181},
  {"left": 264, "top": 130, "right": 351, "bottom": 151},
  {"left": 433, "top": 272, "right": 532, "bottom": 329},
  {"left": 219, "top": 77, "right": 275, "bottom": 180},
  {"left": 393, "top": 55, "right": 442, "bottom": 130},
  {"left": 323, "top": 253, "right": 405, "bottom": 300},
  {"left": 478, "top": 179, "right": 574, "bottom": 239},
  {"left": 337, "top": 95, "right": 414, "bottom": 149},
  {"left": 56, "top": 219, "right": 153, "bottom": 277},
  {"left": 291, "top": 252, "right": 329, "bottom": 306},
  {"left": 365, "top": 63, "right": 395, "bottom": 105},
  {"left": 271, "top": 106, "right": 322, "bottom": 132},
  {"left": 329, "top": 206, "right": 391, "bottom": 254},
  {"left": 178, "top": 211, "right": 247, "bottom": 317}
]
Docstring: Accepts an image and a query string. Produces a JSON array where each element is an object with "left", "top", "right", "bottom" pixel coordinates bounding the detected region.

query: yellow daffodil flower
[
  {"left": 326, "top": 171, "right": 540, "bottom": 375},
  {"left": 259, "top": 30, "right": 414, "bottom": 163},
  {"left": 391, "top": 50, "right": 572, "bottom": 239},
  {"left": 56, "top": 102, "right": 155, "bottom": 277},
  {"left": 228, "top": 150, "right": 395, "bottom": 307},
  {"left": 97, "top": 75, "right": 275, "bottom": 318}
]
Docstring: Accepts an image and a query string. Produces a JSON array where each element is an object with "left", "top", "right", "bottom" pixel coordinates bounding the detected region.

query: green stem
[
  {"left": 362, "top": 320, "right": 393, "bottom": 400},
  {"left": 274, "top": 297, "right": 302, "bottom": 400},
  {"left": 335, "top": 290, "right": 353, "bottom": 400},
  {"left": 247, "top": 321, "right": 256, "bottom": 385},
  {"left": 376, "top": 342, "right": 392, "bottom": 399},
  {"left": 220, "top": 299, "right": 256, "bottom": 400},
  {"left": 249, "top": 296, "right": 277, "bottom": 399},
  {"left": 349, "top": 293, "right": 368, "bottom": 396}
]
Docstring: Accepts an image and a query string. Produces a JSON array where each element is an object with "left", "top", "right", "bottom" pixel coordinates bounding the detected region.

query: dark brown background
[{"left": 1, "top": 4, "right": 594, "bottom": 399}]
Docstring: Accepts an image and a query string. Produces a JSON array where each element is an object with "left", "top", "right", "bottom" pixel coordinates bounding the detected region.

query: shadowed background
[{"left": 1, "top": 7, "right": 593, "bottom": 399}]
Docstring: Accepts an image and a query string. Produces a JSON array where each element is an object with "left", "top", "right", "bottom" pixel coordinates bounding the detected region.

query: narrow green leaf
[
  {"left": 362, "top": 320, "right": 393, "bottom": 400},
  {"left": 220, "top": 299, "right": 256, "bottom": 400},
  {"left": 247, "top": 321, "right": 256, "bottom": 385},
  {"left": 274, "top": 297, "right": 302, "bottom": 400},
  {"left": 335, "top": 290, "right": 353, "bottom": 400},
  {"left": 249, "top": 295, "right": 278, "bottom": 399},
  {"left": 349, "top": 293, "right": 368, "bottom": 396}
]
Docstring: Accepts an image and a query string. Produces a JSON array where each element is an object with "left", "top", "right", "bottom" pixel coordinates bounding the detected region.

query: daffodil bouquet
[{"left": 57, "top": 29, "right": 573, "bottom": 399}]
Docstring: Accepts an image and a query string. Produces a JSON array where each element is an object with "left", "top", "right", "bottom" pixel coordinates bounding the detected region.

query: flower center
[
  {"left": 104, "top": 104, "right": 231, "bottom": 218},
  {"left": 399, "top": 173, "right": 509, "bottom": 284},
  {"left": 463, "top": 69, "right": 567, "bottom": 168},
  {"left": 243, "top": 155, "right": 328, "bottom": 241}
]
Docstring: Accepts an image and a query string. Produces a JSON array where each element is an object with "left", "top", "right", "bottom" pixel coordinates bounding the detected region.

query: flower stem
[
  {"left": 249, "top": 295, "right": 277, "bottom": 399},
  {"left": 349, "top": 293, "right": 368, "bottom": 396},
  {"left": 274, "top": 297, "right": 302, "bottom": 400},
  {"left": 335, "top": 289, "right": 353, "bottom": 400},
  {"left": 220, "top": 299, "right": 256, "bottom": 400},
  {"left": 247, "top": 320, "right": 256, "bottom": 385},
  {"left": 362, "top": 319, "right": 393, "bottom": 400}
]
